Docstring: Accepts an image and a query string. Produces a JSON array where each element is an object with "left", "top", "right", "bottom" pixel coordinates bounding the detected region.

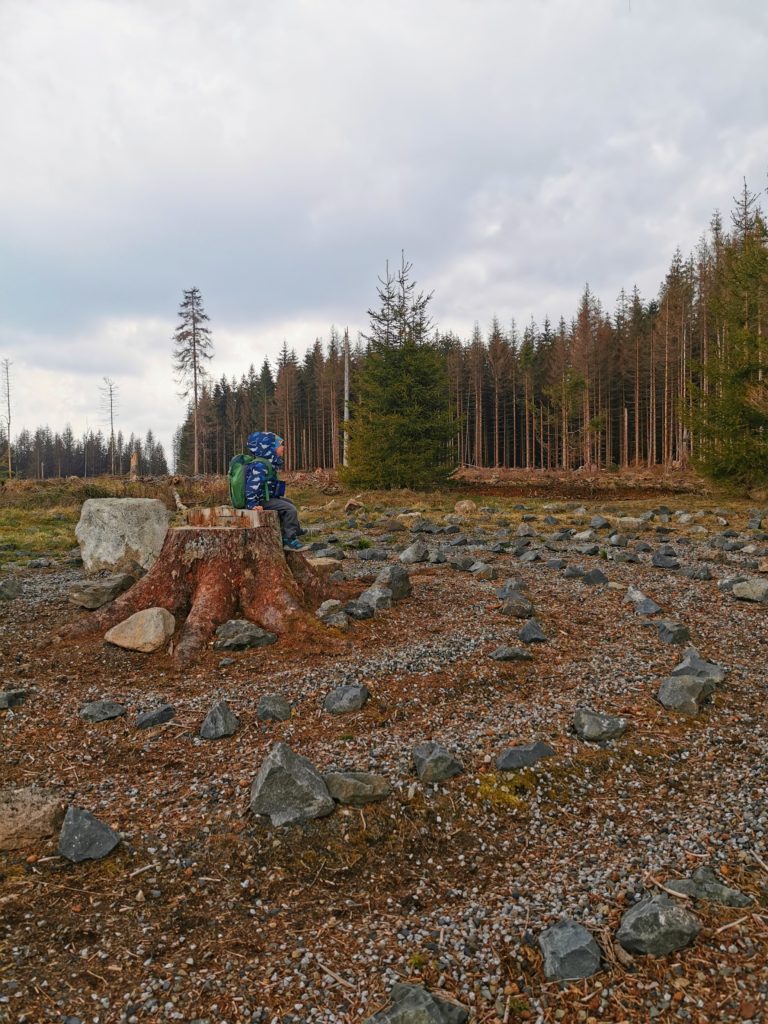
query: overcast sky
[{"left": 1, "top": 0, "right": 766, "bottom": 460}]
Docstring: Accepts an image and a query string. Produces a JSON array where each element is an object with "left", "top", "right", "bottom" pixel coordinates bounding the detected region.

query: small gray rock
[
  {"left": 324, "top": 684, "right": 370, "bottom": 714},
  {"left": 413, "top": 741, "right": 463, "bottom": 783},
  {"left": 732, "top": 578, "right": 768, "bottom": 603},
  {"left": 489, "top": 646, "right": 533, "bottom": 662},
  {"left": 582, "top": 568, "right": 608, "bottom": 585},
  {"left": 79, "top": 700, "right": 125, "bottom": 723},
  {"left": 573, "top": 708, "right": 627, "bottom": 742},
  {"left": 496, "top": 741, "right": 554, "bottom": 770},
  {"left": 496, "top": 578, "right": 529, "bottom": 599},
  {"left": 0, "top": 578, "right": 22, "bottom": 601},
  {"left": 375, "top": 565, "right": 412, "bottom": 600},
  {"left": 345, "top": 599, "right": 375, "bottom": 620},
  {"left": 68, "top": 574, "right": 134, "bottom": 610},
  {"left": 657, "top": 675, "right": 715, "bottom": 715},
  {"left": 58, "top": 806, "right": 120, "bottom": 863},
  {"left": 500, "top": 593, "right": 534, "bottom": 618},
  {"left": 135, "top": 704, "right": 175, "bottom": 730},
  {"left": 364, "top": 982, "right": 468, "bottom": 1024},
  {"left": 213, "top": 619, "right": 277, "bottom": 650},
  {"left": 519, "top": 619, "right": 548, "bottom": 643},
  {"left": 316, "top": 599, "right": 344, "bottom": 620},
  {"left": 657, "top": 620, "right": 691, "bottom": 645},
  {"left": 539, "top": 918, "right": 601, "bottom": 981},
  {"left": 323, "top": 771, "right": 392, "bottom": 805},
  {"left": 651, "top": 552, "right": 680, "bottom": 570},
  {"left": 399, "top": 541, "right": 429, "bottom": 564},
  {"left": 358, "top": 547, "right": 389, "bottom": 561},
  {"left": 249, "top": 742, "right": 334, "bottom": 826},
  {"left": 200, "top": 700, "right": 239, "bottom": 739},
  {"left": 563, "top": 565, "right": 586, "bottom": 579},
  {"left": 358, "top": 585, "right": 393, "bottom": 611},
  {"left": 665, "top": 866, "right": 752, "bottom": 907},
  {"left": 324, "top": 611, "right": 350, "bottom": 631},
  {"left": 670, "top": 648, "right": 727, "bottom": 684},
  {"left": 0, "top": 689, "right": 27, "bottom": 710},
  {"left": 257, "top": 693, "right": 292, "bottom": 722},
  {"left": 617, "top": 894, "right": 700, "bottom": 955}
]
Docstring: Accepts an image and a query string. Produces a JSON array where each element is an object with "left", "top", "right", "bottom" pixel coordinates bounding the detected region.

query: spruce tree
[
  {"left": 690, "top": 193, "right": 768, "bottom": 484},
  {"left": 172, "top": 287, "right": 213, "bottom": 475},
  {"left": 344, "top": 257, "right": 451, "bottom": 489}
]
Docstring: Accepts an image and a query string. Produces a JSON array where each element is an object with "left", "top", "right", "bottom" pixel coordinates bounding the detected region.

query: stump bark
[{"left": 63, "top": 508, "right": 333, "bottom": 668}]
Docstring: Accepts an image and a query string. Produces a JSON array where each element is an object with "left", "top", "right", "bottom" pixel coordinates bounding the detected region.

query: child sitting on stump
[{"left": 244, "top": 431, "right": 304, "bottom": 550}]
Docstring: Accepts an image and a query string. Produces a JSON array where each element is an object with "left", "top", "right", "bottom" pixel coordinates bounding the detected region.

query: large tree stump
[{"left": 62, "top": 508, "right": 335, "bottom": 668}]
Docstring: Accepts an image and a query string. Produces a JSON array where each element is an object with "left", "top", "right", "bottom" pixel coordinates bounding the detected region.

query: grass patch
[
  {"left": 473, "top": 769, "right": 538, "bottom": 813},
  {"left": 0, "top": 507, "right": 79, "bottom": 556}
]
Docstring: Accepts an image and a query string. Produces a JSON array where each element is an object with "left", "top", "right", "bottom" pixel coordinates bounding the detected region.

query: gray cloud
[{"left": 1, "top": 0, "right": 767, "bottom": 455}]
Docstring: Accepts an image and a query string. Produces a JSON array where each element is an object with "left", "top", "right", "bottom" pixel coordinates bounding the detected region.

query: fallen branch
[{"left": 315, "top": 959, "right": 356, "bottom": 990}]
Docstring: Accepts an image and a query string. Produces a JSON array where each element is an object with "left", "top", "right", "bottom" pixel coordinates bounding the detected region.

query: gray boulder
[
  {"left": 257, "top": 693, "right": 292, "bottom": 722},
  {"left": 75, "top": 497, "right": 169, "bottom": 575},
  {"left": 249, "top": 742, "right": 335, "bottom": 826},
  {"left": 213, "top": 620, "right": 277, "bottom": 651},
  {"left": 539, "top": 918, "right": 601, "bottom": 981},
  {"left": 68, "top": 574, "right": 134, "bottom": 610},
  {"left": 58, "top": 807, "right": 120, "bottom": 863},
  {"left": 496, "top": 741, "right": 554, "bottom": 770},
  {"left": 324, "top": 771, "right": 392, "bottom": 805},
  {"left": 79, "top": 700, "right": 126, "bottom": 723},
  {"left": 664, "top": 866, "right": 752, "bottom": 907},
  {"left": 0, "top": 578, "right": 22, "bottom": 601},
  {"left": 376, "top": 565, "right": 412, "bottom": 600},
  {"left": 200, "top": 700, "right": 239, "bottom": 739},
  {"left": 413, "top": 741, "right": 463, "bottom": 783},
  {"left": 400, "top": 541, "right": 429, "bottom": 565},
  {"left": 324, "top": 684, "right": 370, "bottom": 715},
  {"left": 364, "top": 983, "right": 468, "bottom": 1024},
  {"left": 624, "top": 585, "right": 663, "bottom": 616},
  {"left": 657, "top": 675, "right": 715, "bottom": 715},
  {"left": 573, "top": 708, "right": 627, "bottom": 742},
  {"left": 616, "top": 894, "right": 700, "bottom": 955}
]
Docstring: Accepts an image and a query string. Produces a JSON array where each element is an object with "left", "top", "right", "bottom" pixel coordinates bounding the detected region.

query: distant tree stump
[{"left": 63, "top": 508, "right": 334, "bottom": 668}]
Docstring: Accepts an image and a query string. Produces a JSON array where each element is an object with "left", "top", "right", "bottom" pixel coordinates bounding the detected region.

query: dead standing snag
[{"left": 62, "top": 508, "right": 333, "bottom": 668}]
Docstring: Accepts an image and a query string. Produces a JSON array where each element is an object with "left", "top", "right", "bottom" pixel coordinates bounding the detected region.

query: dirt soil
[{"left": 1, "top": 481, "right": 767, "bottom": 1024}]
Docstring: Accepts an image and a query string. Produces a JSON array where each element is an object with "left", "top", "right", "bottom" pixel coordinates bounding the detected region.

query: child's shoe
[{"left": 283, "top": 538, "right": 304, "bottom": 551}]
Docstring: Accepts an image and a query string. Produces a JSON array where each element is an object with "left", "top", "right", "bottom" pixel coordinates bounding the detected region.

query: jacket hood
[{"left": 246, "top": 431, "right": 284, "bottom": 469}]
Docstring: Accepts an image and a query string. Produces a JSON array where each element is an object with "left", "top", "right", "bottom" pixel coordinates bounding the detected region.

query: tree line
[
  {"left": 174, "top": 178, "right": 768, "bottom": 485},
  {"left": 0, "top": 425, "right": 168, "bottom": 480}
]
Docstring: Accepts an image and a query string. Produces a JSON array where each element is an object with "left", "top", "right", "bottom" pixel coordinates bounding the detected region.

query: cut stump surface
[{"left": 62, "top": 509, "right": 332, "bottom": 668}]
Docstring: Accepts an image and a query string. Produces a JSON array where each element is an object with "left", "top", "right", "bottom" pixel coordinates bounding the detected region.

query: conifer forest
[
  {"left": 3, "top": 180, "right": 767, "bottom": 487},
  {"left": 172, "top": 182, "right": 768, "bottom": 487}
]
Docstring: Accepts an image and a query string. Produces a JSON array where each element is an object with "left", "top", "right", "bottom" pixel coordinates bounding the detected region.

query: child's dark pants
[{"left": 263, "top": 498, "right": 301, "bottom": 541}]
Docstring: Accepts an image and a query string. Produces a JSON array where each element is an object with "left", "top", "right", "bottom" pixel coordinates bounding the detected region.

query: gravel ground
[{"left": 1, "top": 497, "right": 767, "bottom": 1023}]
